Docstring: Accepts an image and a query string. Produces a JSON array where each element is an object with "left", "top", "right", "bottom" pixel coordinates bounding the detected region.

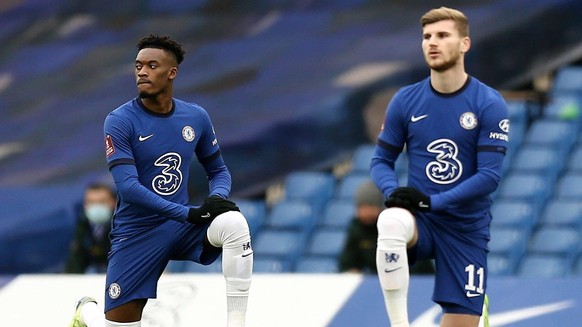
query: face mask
[{"left": 85, "top": 204, "right": 112, "bottom": 225}]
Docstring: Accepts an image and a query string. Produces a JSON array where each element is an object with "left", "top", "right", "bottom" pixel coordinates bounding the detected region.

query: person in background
[
  {"left": 339, "top": 180, "right": 434, "bottom": 275},
  {"left": 65, "top": 183, "right": 116, "bottom": 274}
]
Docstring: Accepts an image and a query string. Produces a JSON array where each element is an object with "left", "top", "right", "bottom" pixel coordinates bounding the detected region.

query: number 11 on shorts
[{"left": 465, "top": 264, "right": 484, "bottom": 297}]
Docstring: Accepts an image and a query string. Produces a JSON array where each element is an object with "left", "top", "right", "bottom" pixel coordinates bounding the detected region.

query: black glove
[
  {"left": 187, "top": 195, "right": 240, "bottom": 224},
  {"left": 385, "top": 187, "right": 431, "bottom": 212}
]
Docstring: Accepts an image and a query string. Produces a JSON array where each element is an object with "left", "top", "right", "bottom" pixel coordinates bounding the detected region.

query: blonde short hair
[{"left": 420, "top": 7, "right": 469, "bottom": 37}]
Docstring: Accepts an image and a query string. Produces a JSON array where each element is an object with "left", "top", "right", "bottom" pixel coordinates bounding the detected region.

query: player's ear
[
  {"left": 169, "top": 66, "right": 178, "bottom": 80},
  {"left": 461, "top": 36, "right": 470, "bottom": 53}
]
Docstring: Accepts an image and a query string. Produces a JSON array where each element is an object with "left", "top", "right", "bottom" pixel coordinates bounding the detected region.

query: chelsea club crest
[{"left": 459, "top": 112, "right": 478, "bottom": 130}]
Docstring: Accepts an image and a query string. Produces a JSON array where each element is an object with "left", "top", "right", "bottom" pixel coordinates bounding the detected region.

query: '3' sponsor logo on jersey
[{"left": 152, "top": 152, "right": 183, "bottom": 196}]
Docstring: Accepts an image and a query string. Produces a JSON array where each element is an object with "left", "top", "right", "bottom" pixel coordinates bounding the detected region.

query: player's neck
[
  {"left": 141, "top": 93, "right": 173, "bottom": 114},
  {"left": 430, "top": 66, "right": 468, "bottom": 94}
]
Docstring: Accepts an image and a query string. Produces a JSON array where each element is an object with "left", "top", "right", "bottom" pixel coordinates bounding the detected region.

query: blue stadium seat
[
  {"left": 543, "top": 95, "right": 582, "bottom": 121},
  {"left": 351, "top": 144, "right": 375, "bottom": 173},
  {"left": 539, "top": 198, "right": 582, "bottom": 228},
  {"left": 305, "top": 229, "right": 348, "bottom": 257},
  {"left": 320, "top": 199, "right": 356, "bottom": 228},
  {"left": 506, "top": 100, "right": 528, "bottom": 124},
  {"left": 566, "top": 146, "right": 582, "bottom": 172},
  {"left": 487, "top": 253, "right": 515, "bottom": 276},
  {"left": 496, "top": 172, "right": 553, "bottom": 206},
  {"left": 517, "top": 254, "right": 571, "bottom": 278},
  {"left": 573, "top": 256, "right": 582, "bottom": 276},
  {"left": 252, "top": 230, "right": 308, "bottom": 265},
  {"left": 490, "top": 199, "right": 538, "bottom": 231},
  {"left": 265, "top": 200, "right": 318, "bottom": 232},
  {"left": 528, "top": 227, "right": 581, "bottom": 260},
  {"left": 488, "top": 227, "right": 529, "bottom": 263},
  {"left": 552, "top": 66, "right": 582, "bottom": 97},
  {"left": 555, "top": 172, "right": 582, "bottom": 199},
  {"left": 335, "top": 173, "right": 372, "bottom": 200},
  {"left": 253, "top": 258, "right": 292, "bottom": 273},
  {"left": 507, "top": 120, "right": 526, "bottom": 153},
  {"left": 523, "top": 119, "right": 578, "bottom": 153},
  {"left": 295, "top": 256, "right": 339, "bottom": 273},
  {"left": 510, "top": 145, "right": 564, "bottom": 179},
  {"left": 283, "top": 171, "right": 336, "bottom": 212},
  {"left": 233, "top": 199, "right": 267, "bottom": 235}
]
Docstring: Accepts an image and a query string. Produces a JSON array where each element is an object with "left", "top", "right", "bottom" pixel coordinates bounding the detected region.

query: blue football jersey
[
  {"left": 375, "top": 77, "right": 509, "bottom": 229},
  {"left": 104, "top": 98, "right": 221, "bottom": 231}
]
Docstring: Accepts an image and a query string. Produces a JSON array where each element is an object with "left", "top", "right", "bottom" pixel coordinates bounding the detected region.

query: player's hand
[
  {"left": 187, "top": 195, "right": 240, "bottom": 224},
  {"left": 385, "top": 187, "right": 431, "bottom": 212}
]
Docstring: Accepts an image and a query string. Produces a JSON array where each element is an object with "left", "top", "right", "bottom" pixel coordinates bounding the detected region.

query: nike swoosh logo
[
  {"left": 384, "top": 267, "right": 403, "bottom": 273},
  {"left": 411, "top": 300, "right": 574, "bottom": 327},
  {"left": 201, "top": 213, "right": 211, "bottom": 219},
  {"left": 466, "top": 291, "right": 481, "bottom": 298},
  {"left": 411, "top": 114, "right": 428, "bottom": 122},
  {"left": 242, "top": 251, "right": 253, "bottom": 258},
  {"left": 138, "top": 134, "right": 154, "bottom": 141},
  {"left": 419, "top": 201, "right": 429, "bottom": 208}
]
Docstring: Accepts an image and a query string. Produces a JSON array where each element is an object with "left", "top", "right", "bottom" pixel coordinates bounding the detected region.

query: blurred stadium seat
[
  {"left": 551, "top": 66, "right": 582, "bottom": 97},
  {"left": 517, "top": 254, "right": 571, "bottom": 278},
  {"left": 264, "top": 200, "right": 318, "bottom": 233},
  {"left": 335, "top": 173, "right": 372, "bottom": 200},
  {"left": 555, "top": 172, "right": 582, "bottom": 199},
  {"left": 496, "top": 172, "right": 553, "bottom": 206},
  {"left": 295, "top": 256, "right": 339, "bottom": 273},
  {"left": 320, "top": 199, "right": 356, "bottom": 229},
  {"left": 305, "top": 229, "right": 348, "bottom": 258},
  {"left": 233, "top": 198, "right": 267, "bottom": 236},
  {"left": 489, "top": 227, "right": 529, "bottom": 264},
  {"left": 283, "top": 171, "right": 335, "bottom": 212},
  {"left": 488, "top": 253, "right": 515, "bottom": 277},
  {"left": 253, "top": 258, "right": 293, "bottom": 273},
  {"left": 351, "top": 143, "right": 375, "bottom": 173},
  {"left": 539, "top": 198, "right": 582, "bottom": 228},
  {"left": 490, "top": 199, "right": 538, "bottom": 231},
  {"left": 252, "top": 230, "right": 308, "bottom": 267},
  {"left": 528, "top": 227, "right": 581, "bottom": 260},
  {"left": 510, "top": 145, "right": 564, "bottom": 179}
]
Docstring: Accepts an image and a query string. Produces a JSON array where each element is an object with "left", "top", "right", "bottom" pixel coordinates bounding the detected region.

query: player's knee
[
  {"left": 207, "top": 211, "right": 251, "bottom": 248},
  {"left": 377, "top": 207, "right": 415, "bottom": 244}
]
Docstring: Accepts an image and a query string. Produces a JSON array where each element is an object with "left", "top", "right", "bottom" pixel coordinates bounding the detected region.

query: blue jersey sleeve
[
  {"left": 104, "top": 111, "right": 135, "bottom": 167},
  {"left": 430, "top": 151, "right": 503, "bottom": 211},
  {"left": 193, "top": 107, "right": 232, "bottom": 198},
  {"left": 110, "top": 163, "right": 190, "bottom": 222},
  {"left": 200, "top": 152, "right": 232, "bottom": 199},
  {"left": 371, "top": 91, "right": 407, "bottom": 197}
]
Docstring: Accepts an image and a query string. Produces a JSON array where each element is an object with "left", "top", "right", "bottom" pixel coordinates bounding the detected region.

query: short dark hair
[
  {"left": 136, "top": 33, "right": 185, "bottom": 65},
  {"left": 85, "top": 182, "right": 116, "bottom": 200}
]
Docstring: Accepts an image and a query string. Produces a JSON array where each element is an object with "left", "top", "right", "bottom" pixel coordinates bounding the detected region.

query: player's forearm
[
  {"left": 111, "top": 164, "right": 189, "bottom": 222},
  {"left": 430, "top": 150, "right": 504, "bottom": 211},
  {"left": 371, "top": 157, "right": 400, "bottom": 198},
  {"left": 430, "top": 169, "right": 499, "bottom": 211},
  {"left": 201, "top": 152, "right": 232, "bottom": 198}
]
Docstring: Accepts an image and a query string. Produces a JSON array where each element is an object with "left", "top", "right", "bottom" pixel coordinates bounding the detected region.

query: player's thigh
[
  {"left": 433, "top": 228, "right": 488, "bottom": 316},
  {"left": 105, "top": 224, "right": 176, "bottom": 312},
  {"left": 171, "top": 219, "right": 221, "bottom": 264},
  {"left": 407, "top": 214, "right": 435, "bottom": 264},
  {"left": 440, "top": 313, "right": 480, "bottom": 327},
  {"left": 105, "top": 299, "right": 147, "bottom": 322}
]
